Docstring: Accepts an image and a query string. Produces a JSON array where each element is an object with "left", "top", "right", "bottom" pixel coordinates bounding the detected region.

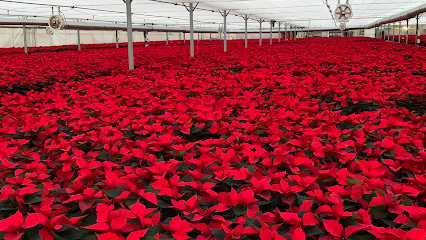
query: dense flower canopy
[{"left": 1, "top": 37, "right": 426, "bottom": 240}]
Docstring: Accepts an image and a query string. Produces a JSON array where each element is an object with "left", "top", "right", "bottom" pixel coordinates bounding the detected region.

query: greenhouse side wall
[{"left": 0, "top": 28, "right": 190, "bottom": 48}]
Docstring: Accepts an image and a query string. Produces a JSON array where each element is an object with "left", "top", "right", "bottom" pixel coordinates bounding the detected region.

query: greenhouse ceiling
[{"left": 0, "top": 0, "right": 424, "bottom": 30}]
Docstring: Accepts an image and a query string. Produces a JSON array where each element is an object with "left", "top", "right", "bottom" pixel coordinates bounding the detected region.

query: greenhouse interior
[{"left": 1, "top": 0, "right": 426, "bottom": 240}]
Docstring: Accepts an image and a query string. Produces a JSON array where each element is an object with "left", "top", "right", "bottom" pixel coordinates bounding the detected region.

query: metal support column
[
  {"left": 244, "top": 15, "right": 249, "bottom": 48},
  {"left": 278, "top": 22, "right": 281, "bottom": 42},
  {"left": 144, "top": 31, "right": 148, "bottom": 47},
  {"left": 285, "top": 23, "right": 287, "bottom": 41},
  {"left": 124, "top": 0, "right": 134, "bottom": 69},
  {"left": 387, "top": 24, "right": 390, "bottom": 40},
  {"left": 23, "top": 25, "right": 28, "bottom": 54},
  {"left": 259, "top": 20, "right": 263, "bottom": 46},
  {"left": 290, "top": 25, "right": 292, "bottom": 40},
  {"left": 384, "top": 24, "right": 387, "bottom": 40},
  {"left": 392, "top": 23, "right": 395, "bottom": 41},
  {"left": 415, "top": 15, "right": 419, "bottom": 46},
  {"left": 166, "top": 31, "right": 168, "bottom": 45},
  {"left": 77, "top": 29, "right": 81, "bottom": 51},
  {"left": 183, "top": 32, "right": 185, "bottom": 43},
  {"left": 399, "top": 21, "right": 401, "bottom": 42},
  {"left": 388, "top": 24, "right": 391, "bottom": 40},
  {"left": 270, "top": 20, "right": 273, "bottom": 45},
  {"left": 221, "top": 10, "right": 229, "bottom": 52},
  {"left": 406, "top": 20, "right": 409, "bottom": 44},
  {"left": 116, "top": 30, "right": 119, "bottom": 48},
  {"left": 210, "top": 32, "right": 211, "bottom": 41},
  {"left": 190, "top": 3, "right": 195, "bottom": 57},
  {"left": 382, "top": 25, "right": 385, "bottom": 39}
]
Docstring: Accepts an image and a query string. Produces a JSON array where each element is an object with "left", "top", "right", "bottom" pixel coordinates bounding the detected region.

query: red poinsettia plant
[{"left": 0, "top": 37, "right": 426, "bottom": 239}]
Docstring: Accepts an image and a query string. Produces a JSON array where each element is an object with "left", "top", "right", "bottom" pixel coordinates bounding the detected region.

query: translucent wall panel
[{"left": 0, "top": 28, "right": 186, "bottom": 48}]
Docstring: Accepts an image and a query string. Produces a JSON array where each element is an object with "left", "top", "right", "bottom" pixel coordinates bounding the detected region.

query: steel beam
[
  {"left": 223, "top": 10, "right": 228, "bottom": 52},
  {"left": 116, "top": 30, "right": 119, "bottom": 48},
  {"left": 392, "top": 23, "right": 395, "bottom": 41},
  {"left": 23, "top": 24, "right": 27, "bottom": 53},
  {"left": 415, "top": 15, "right": 419, "bottom": 45},
  {"left": 285, "top": 23, "right": 287, "bottom": 41},
  {"left": 406, "top": 19, "right": 409, "bottom": 44},
  {"left": 259, "top": 20, "right": 262, "bottom": 46},
  {"left": 190, "top": 3, "right": 194, "bottom": 57},
  {"left": 278, "top": 22, "right": 281, "bottom": 42},
  {"left": 125, "top": 0, "right": 134, "bottom": 70},
  {"left": 366, "top": 3, "right": 426, "bottom": 29},
  {"left": 270, "top": 20, "right": 273, "bottom": 45},
  {"left": 244, "top": 15, "right": 248, "bottom": 48},
  {"left": 77, "top": 29, "right": 81, "bottom": 51},
  {"left": 399, "top": 21, "right": 401, "bottom": 42},
  {"left": 0, "top": 17, "right": 369, "bottom": 34},
  {"left": 166, "top": 31, "right": 168, "bottom": 45},
  {"left": 387, "top": 24, "right": 390, "bottom": 40}
]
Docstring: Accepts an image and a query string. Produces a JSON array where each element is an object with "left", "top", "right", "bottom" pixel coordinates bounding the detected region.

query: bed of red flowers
[
  {"left": 389, "top": 35, "right": 426, "bottom": 46},
  {"left": 1, "top": 37, "right": 426, "bottom": 240}
]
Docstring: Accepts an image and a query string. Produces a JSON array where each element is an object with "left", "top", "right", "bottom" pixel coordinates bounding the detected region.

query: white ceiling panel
[{"left": 0, "top": 0, "right": 424, "bottom": 30}]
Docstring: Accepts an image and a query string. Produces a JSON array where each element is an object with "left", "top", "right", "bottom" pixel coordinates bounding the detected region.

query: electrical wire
[
  {"left": 0, "top": 0, "right": 214, "bottom": 25},
  {"left": 323, "top": 0, "right": 337, "bottom": 27}
]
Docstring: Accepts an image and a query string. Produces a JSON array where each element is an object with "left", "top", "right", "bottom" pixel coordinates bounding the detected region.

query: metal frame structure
[
  {"left": 392, "top": 22, "right": 395, "bottom": 41},
  {"left": 183, "top": 2, "right": 198, "bottom": 57},
  {"left": 1, "top": 2, "right": 425, "bottom": 67},
  {"left": 285, "top": 23, "right": 287, "bottom": 41},
  {"left": 23, "top": 24, "right": 27, "bottom": 53},
  {"left": 257, "top": 19, "right": 264, "bottom": 46},
  {"left": 242, "top": 14, "right": 250, "bottom": 48},
  {"left": 220, "top": 10, "right": 230, "bottom": 52},
  {"left": 399, "top": 21, "right": 401, "bottom": 42},
  {"left": 115, "top": 30, "right": 119, "bottom": 48},
  {"left": 415, "top": 15, "right": 420, "bottom": 45},
  {"left": 77, "top": 29, "right": 81, "bottom": 50},
  {"left": 124, "top": 0, "right": 134, "bottom": 69},
  {"left": 406, "top": 19, "right": 409, "bottom": 44},
  {"left": 278, "top": 22, "right": 281, "bottom": 42}
]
